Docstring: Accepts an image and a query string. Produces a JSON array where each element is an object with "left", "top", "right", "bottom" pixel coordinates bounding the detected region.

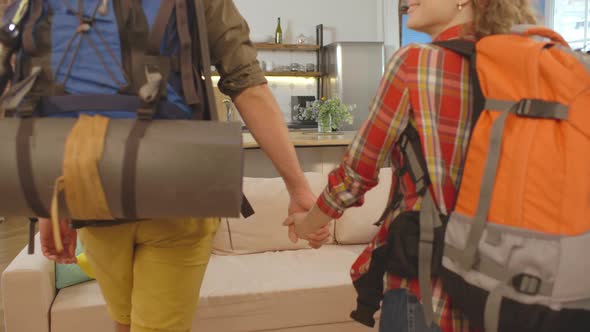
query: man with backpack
[{"left": 12, "top": 0, "right": 330, "bottom": 331}]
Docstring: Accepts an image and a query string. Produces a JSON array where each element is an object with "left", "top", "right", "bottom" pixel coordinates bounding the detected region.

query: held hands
[
  {"left": 286, "top": 188, "right": 332, "bottom": 249},
  {"left": 283, "top": 212, "right": 331, "bottom": 249},
  {"left": 39, "top": 217, "right": 78, "bottom": 264}
]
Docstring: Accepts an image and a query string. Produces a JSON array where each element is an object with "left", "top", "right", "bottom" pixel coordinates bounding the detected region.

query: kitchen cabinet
[
  {"left": 242, "top": 131, "right": 355, "bottom": 177},
  {"left": 244, "top": 146, "right": 347, "bottom": 178}
]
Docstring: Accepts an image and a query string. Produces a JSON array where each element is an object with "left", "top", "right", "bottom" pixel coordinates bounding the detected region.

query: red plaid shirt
[{"left": 317, "top": 25, "right": 479, "bottom": 331}]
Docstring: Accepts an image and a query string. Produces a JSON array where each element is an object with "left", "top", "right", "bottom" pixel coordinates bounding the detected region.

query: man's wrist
[{"left": 285, "top": 175, "right": 312, "bottom": 197}]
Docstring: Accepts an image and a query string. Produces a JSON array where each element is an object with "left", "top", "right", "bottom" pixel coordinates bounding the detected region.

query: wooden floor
[{"left": 0, "top": 218, "right": 31, "bottom": 332}]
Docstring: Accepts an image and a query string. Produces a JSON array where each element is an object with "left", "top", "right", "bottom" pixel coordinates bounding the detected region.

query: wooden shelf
[
  {"left": 254, "top": 43, "right": 320, "bottom": 51},
  {"left": 212, "top": 71, "right": 321, "bottom": 77},
  {"left": 264, "top": 71, "right": 321, "bottom": 77}
]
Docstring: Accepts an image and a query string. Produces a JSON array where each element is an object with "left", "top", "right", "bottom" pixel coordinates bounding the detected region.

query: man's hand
[
  {"left": 283, "top": 211, "right": 332, "bottom": 249},
  {"left": 39, "top": 218, "right": 77, "bottom": 264}
]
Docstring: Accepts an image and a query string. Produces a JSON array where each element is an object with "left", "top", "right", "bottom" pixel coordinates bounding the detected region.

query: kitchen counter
[{"left": 243, "top": 130, "right": 356, "bottom": 149}]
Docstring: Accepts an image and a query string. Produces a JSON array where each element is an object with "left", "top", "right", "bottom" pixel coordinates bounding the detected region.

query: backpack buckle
[
  {"left": 82, "top": 16, "right": 94, "bottom": 25},
  {"left": 16, "top": 98, "right": 39, "bottom": 118},
  {"left": 512, "top": 273, "right": 542, "bottom": 295},
  {"left": 515, "top": 99, "right": 533, "bottom": 116},
  {"left": 137, "top": 106, "right": 156, "bottom": 120}
]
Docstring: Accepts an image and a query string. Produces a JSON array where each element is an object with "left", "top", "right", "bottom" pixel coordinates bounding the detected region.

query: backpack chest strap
[{"left": 122, "top": 0, "right": 198, "bottom": 111}]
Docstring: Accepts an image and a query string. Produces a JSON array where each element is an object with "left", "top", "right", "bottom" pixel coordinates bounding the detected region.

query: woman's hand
[{"left": 39, "top": 217, "right": 77, "bottom": 264}]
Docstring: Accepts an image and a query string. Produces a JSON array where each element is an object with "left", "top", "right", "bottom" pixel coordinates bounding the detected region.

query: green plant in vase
[{"left": 293, "top": 97, "right": 355, "bottom": 132}]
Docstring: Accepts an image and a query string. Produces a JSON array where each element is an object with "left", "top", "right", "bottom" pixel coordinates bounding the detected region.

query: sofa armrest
[{"left": 1, "top": 235, "right": 55, "bottom": 332}]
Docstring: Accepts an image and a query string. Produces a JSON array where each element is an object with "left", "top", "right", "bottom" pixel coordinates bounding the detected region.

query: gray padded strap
[
  {"left": 485, "top": 99, "right": 568, "bottom": 120},
  {"left": 446, "top": 245, "right": 554, "bottom": 297},
  {"left": 418, "top": 191, "right": 440, "bottom": 326},
  {"left": 459, "top": 107, "right": 509, "bottom": 269},
  {"left": 510, "top": 24, "right": 536, "bottom": 34},
  {"left": 400, "top": 125, "right": 432, "bottom": 197},
  {"left": 484, "top": 285, "right": 504, "bottom": 332}
]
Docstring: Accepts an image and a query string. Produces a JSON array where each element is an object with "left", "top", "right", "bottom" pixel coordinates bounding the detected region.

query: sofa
[{"left": 1, "top": 169, "right": 392, "bottom": 332}]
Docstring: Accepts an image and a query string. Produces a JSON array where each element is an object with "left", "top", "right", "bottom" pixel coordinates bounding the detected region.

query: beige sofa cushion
[
  {"left": 50, "top": 245, "right": 369, "bottom": 332},
  {"left": 213, "top": 173, "right": 334, "bottom": 255},
  {"left": 334, "top": 168, "right": 392, "bottom": 245},
  {"left": 197, "top": 245, "right": 366, "bottom": 331},
  {"left": 1, "top": 235, "right": 55, "bottom": 332},
  {"left": 51, "top": 282, "right": 112, "bottom": 332}
]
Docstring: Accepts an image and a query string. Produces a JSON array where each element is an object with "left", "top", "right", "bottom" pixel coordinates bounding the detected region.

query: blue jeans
[{"left": 379, "top": 289, "right": 442, "bottom": 332}]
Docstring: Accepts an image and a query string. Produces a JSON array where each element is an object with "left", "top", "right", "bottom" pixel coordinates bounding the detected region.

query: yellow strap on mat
[{"left": 51, "top": 115, "right": 113, "bottom": 253}]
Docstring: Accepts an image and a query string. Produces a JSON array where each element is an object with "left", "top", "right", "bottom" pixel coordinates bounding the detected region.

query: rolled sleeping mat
[{"left": 0, "top": 117, "right": 244, "bottom": 220}]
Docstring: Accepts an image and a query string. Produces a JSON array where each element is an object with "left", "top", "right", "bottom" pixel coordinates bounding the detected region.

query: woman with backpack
[{"left": 284, "top": 0, "right": 537, "bottom": 331}]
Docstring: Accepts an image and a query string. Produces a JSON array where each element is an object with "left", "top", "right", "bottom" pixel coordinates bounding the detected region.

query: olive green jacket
[{"left": 205, "top": 0, "right": 267, "bottom": 97}]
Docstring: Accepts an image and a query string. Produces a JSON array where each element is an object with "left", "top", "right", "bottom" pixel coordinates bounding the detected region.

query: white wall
[
  {"left": 233, "top": 0, "right": 384, "bottom": 45},
  {"left": 382, "top": 0, "right": 399, "bottom": 60}
]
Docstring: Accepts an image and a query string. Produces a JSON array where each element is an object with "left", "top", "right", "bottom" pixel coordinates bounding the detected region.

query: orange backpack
[
  {"left": 439, "top": 26, "right": 590, "bottom": 331},
  {"left": 348, "top": 26, "right": 590, "bottom": 331}
]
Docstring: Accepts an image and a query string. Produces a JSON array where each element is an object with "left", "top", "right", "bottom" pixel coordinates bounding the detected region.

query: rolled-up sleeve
[
  {"left": 205, "top": 0, "right": 267, "bottom": 97},
  {"left": 317, "top": 47, "right": 412, "bottom": 218}
]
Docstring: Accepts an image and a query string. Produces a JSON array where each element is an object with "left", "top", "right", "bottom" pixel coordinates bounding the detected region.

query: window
[
  {"left": 398, "top": 2, "right": 431, "bottom": 46},
  {"left": 551, "top": 0, "right": 590, "bottom": 51},
  {"left": 400, "top": 14, "right": 430, "bottom": 46}
]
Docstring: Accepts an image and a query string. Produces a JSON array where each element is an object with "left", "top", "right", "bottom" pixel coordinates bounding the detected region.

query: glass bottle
[{"left": 275, "top": 17, "right": 283, "bottom": 44}]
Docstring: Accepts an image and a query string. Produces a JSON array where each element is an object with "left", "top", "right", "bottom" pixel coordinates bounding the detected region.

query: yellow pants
[{"left": 78, "top": 217, "right": 220, "bottom": 332}]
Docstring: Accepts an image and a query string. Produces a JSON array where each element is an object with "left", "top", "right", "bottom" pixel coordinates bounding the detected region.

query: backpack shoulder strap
[
  {"left": 22, "top": 0, "right": 42, "bottom": 55},
  {"left": 432, "top": 39, "right": 485, "bottom": 131},
  {"left": 191, "top": 0, "right": 254, "bottom": 218},
  {"left": 361, "top": 123, "right": 439, "bottom": 326},
  {"left": 432, "top": 39, "right": 474, "bottom": 58},
  {"left": 191, "top": 0, "right": 218, "bottom": 121},
  {"left": 374, "top": 123, "right": 430, "bottom": 226}
]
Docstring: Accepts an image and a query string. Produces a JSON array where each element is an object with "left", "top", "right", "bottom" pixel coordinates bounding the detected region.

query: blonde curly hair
[{"left": 472, "top": 0, "right": 538, "bottom": 38}]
